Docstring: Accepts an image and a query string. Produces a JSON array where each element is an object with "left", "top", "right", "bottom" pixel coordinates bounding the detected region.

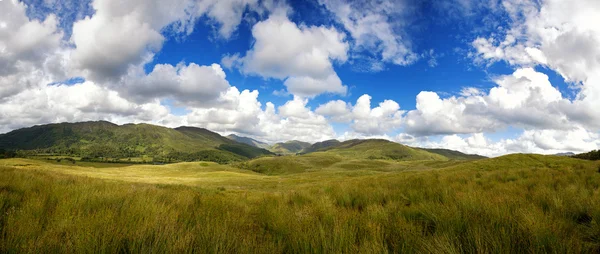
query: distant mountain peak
[{"left": 226, "top": 134, "right": 269, "bottom": 149}]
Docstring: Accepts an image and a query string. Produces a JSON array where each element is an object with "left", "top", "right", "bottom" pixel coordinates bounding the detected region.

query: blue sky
[{"left": 1, "top": 0, "right": 599, "bottom": 156}]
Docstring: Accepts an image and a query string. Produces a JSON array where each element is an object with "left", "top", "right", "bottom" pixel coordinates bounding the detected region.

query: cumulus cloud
[
  {"left": 68, "top": 0, "right": 278, "bottom": 82},
  {"left": 0, "top": 0, "right": 65, "bottom": 98},
  {"left": 319, "top": 0, "right": 418, "bottom": 69},
  {"left": 123, "top": 63, "right": 231, "bottom": 107},
  {"left": 179, "top": 93, "right": 337, "bottom": 143},
  {"left": 317, "top": 94, "right": 404, "bottom": 136},
  {"left": 225, "top": 12, "right": 349, "bottom": 97},
  {"left": 414, "top": 128, "right": 600, "bottom": 157},
  {"left": 404, "top": 68, "right": 575, "bottom": 136},
  {"left": 0, "top": 81, "right": 171, "bottom": 133},
  {"left": 69, "top": 0, "right": 199, "bottom": 81},
  {"left": 470, "top": 0, "right": 600, "bottom": 129}
]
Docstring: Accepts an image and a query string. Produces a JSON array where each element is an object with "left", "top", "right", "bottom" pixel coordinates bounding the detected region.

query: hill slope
[
  {"left": 303, "top": 139, "right": 447, "bottom": 161},
  {"left": 421, "top": 148, "right": 486, "bottom": 160},
  {"left": 301, "top": 139, "right": 341, "bottom": 154},
  {"left": 226, "top": 134, "right": 270, "bottom": 149},
  {"left": 269, "top": 140, "right": 312, "bottom": 154},
  {"left": 0, "top": 121, "right": 272, "bottom": 162}
]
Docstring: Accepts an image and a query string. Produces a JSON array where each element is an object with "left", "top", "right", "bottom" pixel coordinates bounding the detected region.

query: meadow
[{"left": 1, "top": 154, "right": 600, "bottom": 253}]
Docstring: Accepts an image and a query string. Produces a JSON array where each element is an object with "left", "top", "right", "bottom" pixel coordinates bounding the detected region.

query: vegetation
[
  {"left": 0, "top": 121, "right": 272, "bottom": 163},
  {"left": 301, "top": 139, "right": 447, "bottom": 161},
  {"left": 0, "top": 149, "right": 16, "bottom": 159},
  {"left": 421, "top": 148, "right": 487, "bottom": 160},
  {"left": 300, "top": 139, "right": 341, "bottom": 154},
  {"left": 226, "top": 134, "right": 270, "bottom": 149},
  {"left": 1, "top": 154, "right": 599, "bottom": 253},
  {"left": 573, "top": 150, "right": 600, "bottom": 161},
  {"left": 269, "top": 140, "right": 312, "bottom": 155}
]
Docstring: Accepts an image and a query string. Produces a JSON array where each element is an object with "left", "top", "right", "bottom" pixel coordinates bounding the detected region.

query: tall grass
[{"left": 1, "top": 155, "right": 599, "bottom": 253}]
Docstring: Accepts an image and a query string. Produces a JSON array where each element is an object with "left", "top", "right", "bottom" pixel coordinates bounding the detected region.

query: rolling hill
[
  {"left": 269, "top": 140, "right": 312, "bottom": 154},
  {"left": 302, "top": 139, "right": 447, "bottom": 161},
  {"left": 226, "top": 134, "right": 270, "bottom": 149},
  {"left": 0, "top": 121, "right": 273, "bottom": 163},
  {"left": 300, "top": 139, "right": 341, "bottom": 154},
  {"left": 421, "top": 148, "right": 487, "bottom": 160}
]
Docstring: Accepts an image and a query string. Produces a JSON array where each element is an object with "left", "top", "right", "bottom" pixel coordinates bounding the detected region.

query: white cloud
[
  {"left": 0, "top": 81, "right": 171, "bottom": 133},
  {"left": 182, "top": 93, "right": 337, "bottom": 143},
  {"left": 69, "top": 0, "right": 198, "bottom": 81},
  {"left": 315, "top": 99, "right": 351, "bottom": 121},
  {"left": 404, "top": 68, "right": 575, "bottom": 136},
  {"left": 226, "top": 12, "right": 349, "bottom": 97},
  {"left": 317, "top": 94, "right": 404, "bottom": 136},
  {"left": 0, "top": 0, "right": 65, "bottom": 98},
  {"left": 415, "top": 128, "right": 600, "bottom": 158},
  {"left": 196, "top": 0, "right": 261, "bottom": 38},
  {"left": 123, "top": 62, "right": 231, "bottom": 106},
  {"left": 319, "top": 0, "right": 418, "bottom": 69},
  {"left": 69, "top": 0, "right": 277, "bottom": 82},
  {"left": 471, "top": 0, "right": 600, "bottom": 129},
  {"left": 283, "top": 74, "right": 346, "bottom": 98}
]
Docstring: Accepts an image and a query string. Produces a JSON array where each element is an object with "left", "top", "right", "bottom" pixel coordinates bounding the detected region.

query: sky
[{"left": 1, "top": 0, "right": 599, "bottom": 157}]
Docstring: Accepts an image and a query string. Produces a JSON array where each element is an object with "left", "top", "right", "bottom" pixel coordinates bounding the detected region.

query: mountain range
[
  {"left": 0, "top": 121, "right": 487, "bottom": 163},
  {"left": 0, "top": 121, "right": 272, "bottom": 163}
]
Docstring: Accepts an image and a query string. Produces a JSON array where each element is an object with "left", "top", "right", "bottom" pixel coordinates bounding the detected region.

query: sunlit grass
[{"left": 1, "top": 154, "right": 600, "bottom": 252}]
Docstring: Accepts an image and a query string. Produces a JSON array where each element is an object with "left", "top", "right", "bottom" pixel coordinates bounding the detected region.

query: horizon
[
  {"left": 1, "top": 119, "right": 580, "bottom": 158},
  {"left": 1, "top": 0, "right": 599, "bottom": 157}
]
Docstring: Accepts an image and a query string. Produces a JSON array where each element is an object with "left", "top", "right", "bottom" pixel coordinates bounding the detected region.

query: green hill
[
  {"left": 300, "top": 139, "right": 341, "bottom": 153},
  {"left": 226, "top": 134, "right": 270, "bottom": 149},
  {"left": 269, "top": 140, "right": 312, "bottom": 154},
  {"left": 303, "top": 139, "right": 447, "bottom": 161},
  {"left": 0, "top": 121, "right": 273, "bottom": 163},
  {"left": 421, "top": 148, "right": 486, "bottom": 160}
]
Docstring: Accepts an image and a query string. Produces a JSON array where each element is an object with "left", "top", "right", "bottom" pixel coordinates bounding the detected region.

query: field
[{"left": 1, "top": 154, "right": 600, "bottom": 253}]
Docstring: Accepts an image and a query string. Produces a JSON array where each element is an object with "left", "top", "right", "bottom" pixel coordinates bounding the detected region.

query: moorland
[{"left": 1, "top": 121, "right": 599, "bottom": 253}]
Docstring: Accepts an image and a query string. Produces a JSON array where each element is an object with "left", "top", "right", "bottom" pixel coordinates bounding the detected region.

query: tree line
[{"left": 572, "top": 150, "right": 600, "bottom": 161}]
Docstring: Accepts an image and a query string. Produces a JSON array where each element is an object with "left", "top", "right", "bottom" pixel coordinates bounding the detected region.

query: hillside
[
  {"left": 300, "top": 139, "right": 341, "bottom": 154},
  {"left": 0, "top": 121, "right": 272, "bottom": 163},
  {"left": 303, "top": 139, "right": 447, "bottom": 161},
  {"left": 269, "top": 140, "right": 312, "bottom": 154},
  {"left": 226, "top": 134, "right": 270, "bottom": 149},
  {"left": 421, "top": 148, "right": 486, "bottom": 160}
]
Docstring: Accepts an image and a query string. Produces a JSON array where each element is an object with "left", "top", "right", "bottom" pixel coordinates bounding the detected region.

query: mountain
[
  {"left": 421, "top": 148, "right": 487, "bottom": 160},
  {"left": 300, "top": 139, "right": 341, "bottom": 154},
  {"left": 226, "top": 134, "right": 270, "bottom": 149},
  {"left": 0, "top": 121, "right": 273, "bottom": 163},
  {"left": 269, "top": 140, "right": 312, "bottom": 154},
  {"left": 302, "top": 139, "right": 447, "bottom": 161}
]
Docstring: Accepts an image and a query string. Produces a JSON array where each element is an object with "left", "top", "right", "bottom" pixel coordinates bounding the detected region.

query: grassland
[
  {"left": 1, "top": 154, "right": 600, "bottom": 253},
  {"left": 301, "top": 139, "right": 448, "bottom": 161}
]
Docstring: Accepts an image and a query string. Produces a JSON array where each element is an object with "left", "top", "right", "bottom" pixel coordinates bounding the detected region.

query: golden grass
[{"left": 1, "top": 154, "right": 600, "bottom": 253}]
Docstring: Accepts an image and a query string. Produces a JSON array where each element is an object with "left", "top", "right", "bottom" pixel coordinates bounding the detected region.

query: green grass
[
  {"left": 1, "top": 155, "right": 600, "bottom": 253},
  {"left": 308, "top": 139, "right": 448, "bottom": 161}
]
